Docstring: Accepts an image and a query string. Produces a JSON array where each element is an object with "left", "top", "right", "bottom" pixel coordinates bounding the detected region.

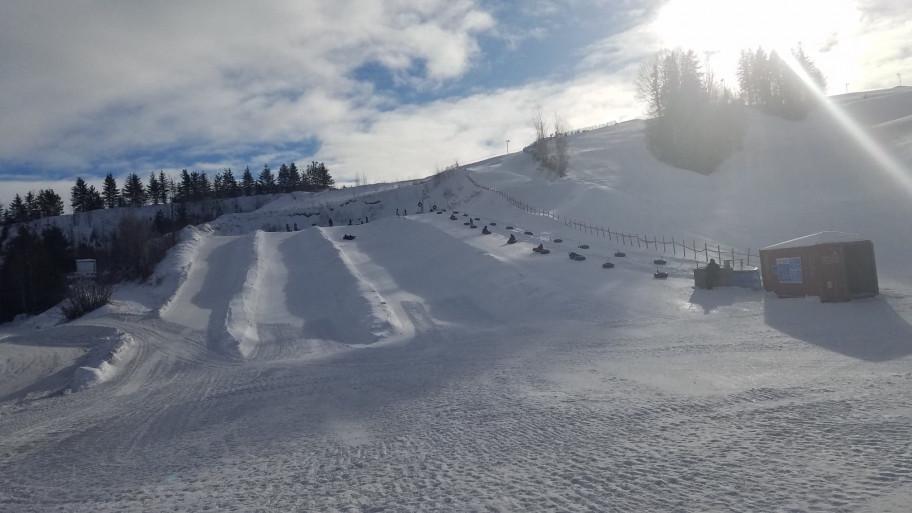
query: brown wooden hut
[{"left": 759, "top": 232, "right": 878, "bottom": 302}]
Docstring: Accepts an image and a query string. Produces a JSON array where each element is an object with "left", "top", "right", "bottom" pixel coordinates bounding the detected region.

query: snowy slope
[
  {"left": 467, "top": 87, "right": 912, "bottom": 283},
  {"left": 1, "top": 88, "right": 912, "bottom": 512}
]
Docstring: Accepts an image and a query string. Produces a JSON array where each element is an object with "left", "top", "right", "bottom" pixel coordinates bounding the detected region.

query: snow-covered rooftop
[{"left": 762, "top": 231, "right": 865, "bottom": 250}]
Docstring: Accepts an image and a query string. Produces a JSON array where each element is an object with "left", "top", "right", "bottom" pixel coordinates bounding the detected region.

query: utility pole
[
  {"left": 506, "top": 139, "right": 510, "bottom": 154},
  {"left": 899, "top": 73, "right": 903, "bottom": 87}
]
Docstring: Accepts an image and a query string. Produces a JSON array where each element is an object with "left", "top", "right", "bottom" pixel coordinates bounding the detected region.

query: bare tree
[
  {"left": 530, "top": 110, "right": 548, "bottom": 161},
  {"left": 636, "top": 52, "right": 666, "bottom": 118},
  {"left": 552, "top": 114, "right": 570, "bottom": 177}
]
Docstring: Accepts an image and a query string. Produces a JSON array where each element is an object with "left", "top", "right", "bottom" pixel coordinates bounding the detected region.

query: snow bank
[{"left": 70, "top": 332, "right": 137, "bottom": 392}]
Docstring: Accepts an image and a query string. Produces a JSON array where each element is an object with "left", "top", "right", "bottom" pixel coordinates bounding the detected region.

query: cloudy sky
[{"left": 0, "top": 0, "right": 909, "bottom": 204}]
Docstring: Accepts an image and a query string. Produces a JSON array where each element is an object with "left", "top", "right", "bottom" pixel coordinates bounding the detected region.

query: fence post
[
  {"left": 730, "top": 247, "right": 734, "bottom": 265},
  {"left": 717, "top": 244, "right": 722, "bottom": 262},
  {"left": 747, "top": 249, "right": 750, "bottom": 267},
  {"left": 672, "top": 237, "right": 676, "bottom": 256}
]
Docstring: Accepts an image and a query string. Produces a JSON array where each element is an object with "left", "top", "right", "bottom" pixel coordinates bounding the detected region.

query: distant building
[
  {"left": 759, "top": 232, "right": 878, "bottom": 302},
  {"left": 75, "top": 258, "right": 97, "bottom": 278}
]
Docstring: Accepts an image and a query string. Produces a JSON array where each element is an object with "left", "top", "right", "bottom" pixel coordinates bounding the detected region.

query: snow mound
[{"left": 70, "top": 332, "right": 137, "bottom": 392}]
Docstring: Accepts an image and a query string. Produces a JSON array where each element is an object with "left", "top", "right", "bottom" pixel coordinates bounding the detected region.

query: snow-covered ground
[{"left": 2, "top": 88, "right": 912, "bottom": 512}]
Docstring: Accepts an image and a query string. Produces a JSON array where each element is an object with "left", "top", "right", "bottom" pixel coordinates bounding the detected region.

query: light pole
[{"left": 506, "top": 139, "right": 510, "bottom": 154}]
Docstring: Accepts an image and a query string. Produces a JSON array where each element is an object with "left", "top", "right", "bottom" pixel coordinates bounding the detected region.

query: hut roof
[{"left": 762, "top": 231, "right": 865, "bottom": 251}]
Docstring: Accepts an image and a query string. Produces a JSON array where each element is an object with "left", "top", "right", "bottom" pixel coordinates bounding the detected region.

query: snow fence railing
[{"left": 465, "top": 171, "right": 761, "bottom": 269}]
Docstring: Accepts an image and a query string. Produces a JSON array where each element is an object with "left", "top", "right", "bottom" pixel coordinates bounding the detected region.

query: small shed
[
  {"left": 759, "top": 232, "right": 878, "bottom": 302},
  {"left": 75, "top": 258, "right": 97, "bottom": 277}
]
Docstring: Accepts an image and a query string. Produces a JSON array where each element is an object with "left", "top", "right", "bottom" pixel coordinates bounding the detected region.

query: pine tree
[
  {"left": 148, "top": 173, "right": 162, "bottom": 205},
  {"left": 123, "top": 173, "right": 147, "bottom": 207},
  {"left": 177, "top": 170, "right": 193, "bottom": 202},
  {"left": 222, "top": 169, "right": 239, "bottom": 197},
  {"left": 158, "top": 171, "right": 169, "bottom": 204},
  {"left": 71, "top": 177, "right": 89, "bottom": 213},
  {"left": 102, "top": 173, "right": 120, "bottom": 208},
  {"left": 8, "top": 194, "right": 27, "bottom": 223},
  {"left": 36, "top": 189, "right": 64, "bottom": 217},
  {"left": 24, "top": 191, "right": 39, "bottom": 220},
  {"left": 213, "top": 172, "right": 224, "bottom": 198},
  {"left": 277, "top": 163, "right": 291, "bottom": 192},
  {"left": 306, "top": 161, "right": 334, "bottom": 189},
  {"left": 288, "top": 162, "right": 301, "bottom": 191},
  {"left": 257, "top": 165, "right": 276, "bottom": 194},
  {"left": 85, "top": 186, "right": 104, "bottom": 211},
  {"left": 241, "top": 167, "right": 255, "bottom": 196}
]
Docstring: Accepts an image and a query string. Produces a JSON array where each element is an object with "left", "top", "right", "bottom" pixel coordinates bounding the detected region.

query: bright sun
[{"left": 651, "top": 0, "right": 862, "bottom": 94}]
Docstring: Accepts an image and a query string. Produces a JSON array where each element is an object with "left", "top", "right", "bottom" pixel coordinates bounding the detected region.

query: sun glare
[{"left": 652, "top": 0, "right": 861, "bottom": 93}]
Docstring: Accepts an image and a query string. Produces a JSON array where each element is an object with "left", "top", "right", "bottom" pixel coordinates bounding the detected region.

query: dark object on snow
[
  {"left": 437, "top": 211, "right": 443, "bottom": 214},
  {"left": 396, "top": 208, "right": 400, "bottom": 216},
  {"left": 474, "top": 217, "right": 480, "bottom": 221},
  {"left": 450, "top": 214, "right": 458, "bottom": 220},
  {"left": 653, "top": 259, "right": 667, "bottom": 265},
  {"left": 294, "top": 223, "right": 299, "bottom": 231},
  {"left": 328, "top": 218, "right": 333, "bottom": 227},
  {"left": 285, "top": 224, "right": 290, "bottom": 232},
  {"left": 578, "top": 244, "right": 589, "bottom": 249},
  {"left": 348, "top": 219, "right": 353, "bottom": 225},
  {"left": 569, "top": 252, "right": 586, "bottom": 261},
  {"left": 554, "top": 239, "right": 563, "bottom": 243},
  {"left": 506, "top": 226, "right": 514, "bottom": 230},
  {"left": 614, "top": 251, "right": 626, "bottom": 257},
  {"left": 453, "top": 210, "right": 459, "bottom": 214},
  {"left": 489, "top": 222, "right": 496, "bottom": 226},
  {"left": 654, "top": 269, "right": 668, "bottom": 279},
  {"left": 507, "top": 234, "right": 517, "bottom": 244},
  {"left": 759, "top": 233, "right": 878, "bottom": 301},
  {"left": 464, "top": 221, "right": 471, "bottom": 225},
  {"left": 602, "top": 262, "right": 615, "bottom": 269},
  {"left": 342, "top": 234, "right": 356, "bottom": 241},
  {"left": 524, "top": 231, "right": 534, "bottom": 236},
  {"left": 462, "top": 213, "right": 468, "bottom": 217},
  {"left": 704, "top": 258, "right": 721, "bottom": 290},
  {"left": 532, "top": 243, "right": 550, "bottom": 255},
  {"left": 482, "top": 226, "right": 491, "bottom": 235}
]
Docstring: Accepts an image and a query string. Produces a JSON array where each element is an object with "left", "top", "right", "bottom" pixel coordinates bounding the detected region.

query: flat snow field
[{"left": 1, "top": 212, "right": 911, "bottom": 512}]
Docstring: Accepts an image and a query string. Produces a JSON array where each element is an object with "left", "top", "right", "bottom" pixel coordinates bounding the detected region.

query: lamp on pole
[{"left": 506, "top": 139, "right": 510, "bottom": 154}]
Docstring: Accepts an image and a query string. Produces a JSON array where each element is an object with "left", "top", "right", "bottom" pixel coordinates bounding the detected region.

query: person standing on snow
[{"left": 705, "top": 258, "right": 721, "bottom": 290}]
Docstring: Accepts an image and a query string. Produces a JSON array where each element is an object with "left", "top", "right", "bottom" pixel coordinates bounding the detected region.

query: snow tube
[
  {"left": 569, "top": 252, "right": 586, "bottom": 261},
  {"left": 614, "top": 251, "right": 626, "bottom": 257},
  {"left": 602, "top": 262, "right": 615, "bottom": 269},
  {"left": 653, "top": 259, "right": 667, "bottom": 265},
  {"left": 578, "top": 244, "right": 589, "bottom": 249}
]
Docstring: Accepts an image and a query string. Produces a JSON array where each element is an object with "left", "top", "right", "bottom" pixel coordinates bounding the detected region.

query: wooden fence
[{"left": 465, "top": 171, "right": 760, "bottom": 269}]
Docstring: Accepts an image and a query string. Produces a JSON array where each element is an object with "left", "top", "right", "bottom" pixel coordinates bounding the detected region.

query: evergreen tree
[
  {"left": 158, "top": 171, "right": 170, "bottom": 204},
  {"left": 241, "top": 167, "right": 255, "bottom": 196},
  {"left": 306, "top": 161, "right": 335, "bottom": 189},
  {"left": 222, "top": 168, "right": 239, "bottom": 197},
  {"left": 36, "top": 189, "right": 64, "bottom": 217},
  {"left": 257, "top": 165, "right": 276, "bottom": 194},
  {"left": 123, "top": 173, "right": 147, "bottom": 206},
  {"left": 277, "top": 163, "right": 291, "bottom": 192},
  {"left": 24, "top": 191, "right": 39, "bottom": 220},
  {"left": 85, "top": 185, "right": 104, "bottom": 211},
  {"left": 71, "top": 177, "right": 89, "bottom": 213},
  {"left": 288, "top": 162, "right": 301, "bottom": 191},
  {"left": 148, "top": 172, "right": 162, "bottom": 205},
  {"left": 8, "top": 194, "right": 27, "bottom": 223},
  {"left": 102, "top": 173, "right": 120, "bottom": 208},
  {"left": 213, "top": 172, "right": 224, "bottom": 198},
  {"left": 177, "top": 170, "right": 193, "bottom": 202}
]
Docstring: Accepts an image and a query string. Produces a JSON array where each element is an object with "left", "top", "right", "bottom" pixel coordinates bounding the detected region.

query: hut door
[{"left": 818, "top": 249, "right": 848, "bottom": 302}]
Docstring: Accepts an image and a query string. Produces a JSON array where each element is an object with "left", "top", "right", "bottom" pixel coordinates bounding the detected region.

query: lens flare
[{"left": 779, "top": 51, "right": 912, "bottom": 197}]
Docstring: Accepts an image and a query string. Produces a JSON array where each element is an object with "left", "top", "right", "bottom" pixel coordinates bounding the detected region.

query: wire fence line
[{"left": 464, "top": 171, "right": 761, "bottom": 269}]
